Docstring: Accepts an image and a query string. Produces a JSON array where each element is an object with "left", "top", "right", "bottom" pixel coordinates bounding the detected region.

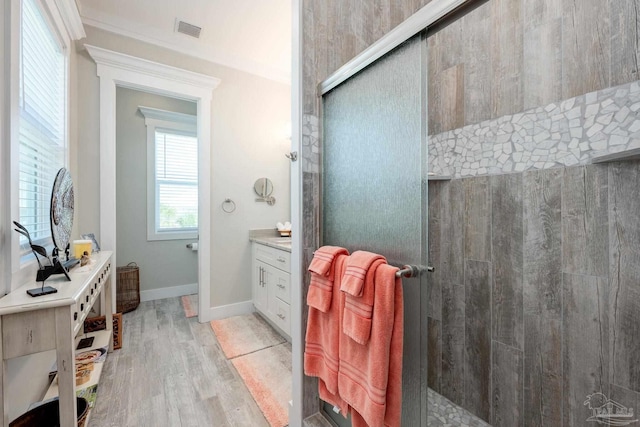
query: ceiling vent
[{"left": 175, "top": 20, "right": 202, "bottom": 39}]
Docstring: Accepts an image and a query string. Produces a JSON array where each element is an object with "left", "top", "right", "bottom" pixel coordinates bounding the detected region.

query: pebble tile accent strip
[
  {"left": 428, "top": 388, "right": 491, "bottom": 427},
  {"left": 302, "top": 114, "right": 321, "bottom": 173},
  {"left": 429, "top": 80, "right": 640, "bottom": 178}
]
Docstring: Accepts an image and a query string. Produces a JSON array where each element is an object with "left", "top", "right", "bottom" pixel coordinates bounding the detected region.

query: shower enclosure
[{"left": 304, "top": 1, "right": 640, "bottom": 426}]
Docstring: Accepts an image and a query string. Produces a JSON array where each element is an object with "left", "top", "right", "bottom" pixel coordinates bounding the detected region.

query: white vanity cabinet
[{"left": 252, "top": 242, "right": 291, "bottom": 338}]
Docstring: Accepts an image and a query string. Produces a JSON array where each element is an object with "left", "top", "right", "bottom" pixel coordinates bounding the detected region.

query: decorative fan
[
  {"left": 50, "top": 167, "right": 74, "bottom": 253},
  {"left": 12, "top": 168, "right": 75, "bottom": 296}
]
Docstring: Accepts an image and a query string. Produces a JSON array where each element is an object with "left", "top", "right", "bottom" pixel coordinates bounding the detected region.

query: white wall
[
  {"left": 115, "top": 87, "right": 198, "bottom": 292},
  {"left": 76, "top": 25, "right": 291, "bottom": 307}
]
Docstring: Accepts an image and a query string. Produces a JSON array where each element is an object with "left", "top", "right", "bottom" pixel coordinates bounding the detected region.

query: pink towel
[
  {"left": 341, "top": 251, "right": 386, "bottom": 296},
  {"left": 339, "top": 263, "right": 403, "bottom": 427},
  {"left": 309, "top": 246, "right": 349, "bottom": 276},
  {"left": 307, "top": 246, "right": 349, "bottom": 312},
  {"left": 304, "top": 253, "right": 348, "bottom": 396},
  {"left": 341, "top": 251, "right": 386, "bottom": 344}
]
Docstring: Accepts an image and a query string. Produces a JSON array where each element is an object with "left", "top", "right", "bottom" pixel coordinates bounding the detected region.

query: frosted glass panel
[
  {"left": 321, "top": 34, "right": 427, "bottom": 426},
  {"left": 322, "top": 37, "right": 424, "bottom": 266}
]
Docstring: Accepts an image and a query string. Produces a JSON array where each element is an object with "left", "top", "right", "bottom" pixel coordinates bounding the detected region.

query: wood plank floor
[{"left": 89, "top": 298, "right": 270, "bottom": 427}]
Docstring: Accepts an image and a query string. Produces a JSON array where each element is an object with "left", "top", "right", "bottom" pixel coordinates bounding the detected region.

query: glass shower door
[{"left": 321, "top": 33, "right": 428, "bottom": 426}]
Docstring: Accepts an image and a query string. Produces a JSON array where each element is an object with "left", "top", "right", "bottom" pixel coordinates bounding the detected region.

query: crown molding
[
  {"left": 54, "top": 0, "right": 86, "bottom": 40},
  {"left": 138, "top": 106, "right": 196, "bottom": 127},
  {"left": 84, "top": 44, "right": 221, "bottom": 90},
  {"left": 80, "top": 6, "right": 290, "bottom": 84}
]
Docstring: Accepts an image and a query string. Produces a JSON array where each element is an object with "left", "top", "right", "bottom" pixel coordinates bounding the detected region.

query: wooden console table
[{"left": 0, "top": 251, "right": 113, "bottom": 427}]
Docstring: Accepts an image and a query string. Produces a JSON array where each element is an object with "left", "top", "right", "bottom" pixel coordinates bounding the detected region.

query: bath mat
[
  {"left": 232, "top": 343, "right": 291, "bottom": 427},
  {"left": 210, "top": 313, "right": 286, "bottom": 359},
  {"left": 181, "top": 294, "right": 198, "bottom": 318}
]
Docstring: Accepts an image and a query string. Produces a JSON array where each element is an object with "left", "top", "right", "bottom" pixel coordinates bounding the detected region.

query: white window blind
[
  {"left": 18, "top": 0, "right": 66, "bottom": 246},
  {"left": 155, "top": 130, "right": 198, "bottom": 232}
]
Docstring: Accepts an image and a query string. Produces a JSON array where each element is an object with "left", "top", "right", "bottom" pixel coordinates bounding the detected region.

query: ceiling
[{"left": 77, "top": 0, "right": 291, "bottom": 83}]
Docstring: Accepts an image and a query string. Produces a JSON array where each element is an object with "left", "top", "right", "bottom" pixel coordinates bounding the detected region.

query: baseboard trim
[
  {"left": 140, "top": 283, "right": 198, "bottom": 302},
  {"left": 199, "top": 300, "right": 254, "bottom": 322}
]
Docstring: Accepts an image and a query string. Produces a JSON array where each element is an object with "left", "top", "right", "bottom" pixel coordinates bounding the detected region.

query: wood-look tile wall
[
  {"left": 428, "top": 0, "right": 640, "bottom": 135},
  {"left": 428, "top": 160, "right": 640, "bottom": 426}
]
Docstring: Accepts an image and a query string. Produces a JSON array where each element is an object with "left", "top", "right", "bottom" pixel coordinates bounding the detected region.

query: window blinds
[
  {"left": 18, "top": 0, "right": 66, "bottom": 245},
  {"left": 155, "top": 130, "right": 198, "bottom": 232}
]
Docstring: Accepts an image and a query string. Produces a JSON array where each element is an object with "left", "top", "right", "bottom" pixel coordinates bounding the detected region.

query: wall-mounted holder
[
  {"left": 222, "top": 198, "right": 236, "bottom": 213},
  {"left": 254, "top": 177, "right": 276, "bottom": 205}
]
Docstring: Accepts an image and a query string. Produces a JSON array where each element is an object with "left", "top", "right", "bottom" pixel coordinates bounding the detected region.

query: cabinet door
[
  {"left": 253, "top": 260, "right": 268, "bottom": 314},
  {"left": 273, "top": 297, "right": 291, "bottom": 336},
  {"left": 271, "top": 266, "right": 290, "bottom": 304},
  {"left": 266, "top": 264, "right": 290, "bottom": 320},
  {"left": 263, "top": 264, "right": 291, "bottom": 337}
]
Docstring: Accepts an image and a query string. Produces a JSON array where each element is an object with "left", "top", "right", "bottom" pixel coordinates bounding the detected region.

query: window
[
  {"left": 140, "top": 107, "right": 198, "bottom": 241},
  {"left": 17, "top": 0, "right": 67, "bottom": 251}
]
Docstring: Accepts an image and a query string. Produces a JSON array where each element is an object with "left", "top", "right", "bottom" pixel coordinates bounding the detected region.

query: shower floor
[{"left": 428, "top": 388, "right": 491, "bottom": 427}]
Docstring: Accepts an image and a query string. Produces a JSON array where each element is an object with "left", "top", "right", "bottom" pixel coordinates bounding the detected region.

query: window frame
[
  {"left": 139, "top": 106, "right": 198, "bottom": 241},
  {"left": 9, "top": 0, "right": 71, "bottom": 285}
]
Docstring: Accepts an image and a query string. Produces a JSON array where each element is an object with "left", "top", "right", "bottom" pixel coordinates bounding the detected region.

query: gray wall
[
  {"left": 76, "top": 25, "right": 291, "bottom": 308},
  {"left": 428, "top": 161, "right": 640, "bottom": 426},
  {"left": 115, "top": 87, "right": 198, "bottom": 292}
]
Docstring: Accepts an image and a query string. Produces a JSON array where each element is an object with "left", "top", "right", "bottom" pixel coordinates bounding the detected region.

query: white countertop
[{"left": 249, "top": 236, "right": 292, "bottom": 252}]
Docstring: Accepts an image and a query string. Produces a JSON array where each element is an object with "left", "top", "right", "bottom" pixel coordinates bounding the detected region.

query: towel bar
[{"left": 396, "top": 265, "right": 434, "bottom": 278}]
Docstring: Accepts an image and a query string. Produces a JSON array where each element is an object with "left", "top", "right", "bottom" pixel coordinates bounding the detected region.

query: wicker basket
[{"left": 116, "top": 262, "right": 140, "bottom": 313}]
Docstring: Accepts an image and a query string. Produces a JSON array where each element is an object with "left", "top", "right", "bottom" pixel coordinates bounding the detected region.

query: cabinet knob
[
  {"left": 277, "top": 284, "right": 285, "bottom": 289},
  {"left": 80, "top": 303, "right": 84, "bottom": 311},
  {"left": 74, "top": 312, "right": 78, "bottom": 321},
  {"left": 86, "top": 295, "right": 89, "bottom": 303},
  {"left": 277, "top": 257, "right": 285, "bottom": 263},
  {"left": 277, "top": 313, "right": 285, "bottom": 320}
]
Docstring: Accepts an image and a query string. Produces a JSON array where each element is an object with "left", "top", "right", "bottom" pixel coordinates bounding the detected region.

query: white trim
[
  {"left": 0, "top": 0, "right": 8, "bottom": 297},
  {"left": 318, "top": 0, "right": 470, "bottom": 95},
  {"left": 53, "top": 0, "right": 85, "bottom": 40},
  {"left": 85, "top": 45, "right": 218, "bottom": 323},
  {"left": 201, "top": 300, "right": 254, "bottom": 321},
  {"left": 85, "top": 44, "right": 221, "bottom": 91},
  {"left": 140, "top": 282, "right": 198, "bottom": 302},
  {"left": 289, "top": 0, "right": 303, "bottom": 425},
  {"left": 138, "top": 106, "right": 197, "bottom": 126},
  {"left": 80, "top": 6, "right": 290, "bottom": 84}
]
